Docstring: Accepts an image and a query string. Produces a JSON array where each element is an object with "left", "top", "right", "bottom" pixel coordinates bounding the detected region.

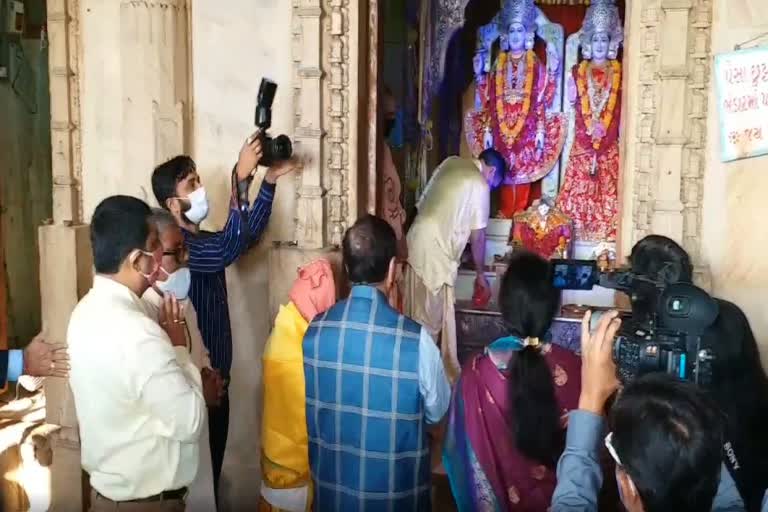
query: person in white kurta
[
  {"left": 405, "top": 152, "right": 505, "bottom": 380},
  {"left": 143, "top": 208, "right": 223, "bottom": 512},
  {"left": 143, "top": 288, "right": 217, "bottom": 511},
  {"left": 67, "top": 196, "right": 206, "bottom": 511}
]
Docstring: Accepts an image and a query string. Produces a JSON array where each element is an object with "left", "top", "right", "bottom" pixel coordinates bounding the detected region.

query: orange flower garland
[
  {"left": 495, "top": 50, "right": 536, "bottom": 146},
  {"left": 577, "top": 59, "right": 621, "bottom": 150}
]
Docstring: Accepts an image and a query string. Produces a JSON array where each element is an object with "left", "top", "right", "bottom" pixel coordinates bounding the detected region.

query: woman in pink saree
[{"left": 443, "top": 251, "right": 582, "bottom": 511}]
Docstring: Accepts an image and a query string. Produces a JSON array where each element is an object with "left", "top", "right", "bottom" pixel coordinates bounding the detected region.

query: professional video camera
[
  {"left": 551, "top": 259, "right": 720, "bottom": 387},
  {"left": 254, "top": 78, "right": 293, "bottom": 167}
]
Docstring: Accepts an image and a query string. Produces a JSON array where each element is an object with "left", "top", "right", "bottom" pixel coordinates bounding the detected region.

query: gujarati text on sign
[{"left": 715, "top": 46, "right": 768, "bottom": 162}]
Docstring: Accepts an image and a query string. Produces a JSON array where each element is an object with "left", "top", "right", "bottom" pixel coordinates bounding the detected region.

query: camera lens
[{"left": 271, "top": 135, "right": 293, "bottom": 161}]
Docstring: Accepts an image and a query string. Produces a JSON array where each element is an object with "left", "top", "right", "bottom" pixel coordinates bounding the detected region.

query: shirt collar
[
  {"left": 349, "top": 285, "right": 387, "bottom": 302},
  {"left": 93, "top": 275, "right": 145, "bottom": 304}
]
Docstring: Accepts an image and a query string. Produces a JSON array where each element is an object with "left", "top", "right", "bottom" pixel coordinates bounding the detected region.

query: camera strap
[
  {"left": 231, "top": 165, "right": 254, "bottom": 248},
  {"left": 722, "top": 436, "right": 767, "bottom": 512}
]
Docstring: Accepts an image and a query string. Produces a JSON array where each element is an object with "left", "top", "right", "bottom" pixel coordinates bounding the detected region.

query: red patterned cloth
[
  {"left": 511, "top": 215, "right": 573, "bottom": 260},
  {"left": 465, "top": 52, "right": 566, "bottom": 218},
  {"left": 557, "top": 64, "right": 621, "bottom": 242}
]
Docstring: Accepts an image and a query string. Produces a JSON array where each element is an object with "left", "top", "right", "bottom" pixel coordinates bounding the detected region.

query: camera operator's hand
[
  {"left": 579, "top": 310, "right": 622, "bottom": 416},
  {"left": 236, "top": 130, "right": 264, "bottom": 182},
  {"left": 265, "top": 157, "right": 303, "bottom": 184}
]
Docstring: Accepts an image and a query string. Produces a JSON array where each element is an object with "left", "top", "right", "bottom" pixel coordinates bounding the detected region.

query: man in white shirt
[
  {"left": 68, "top": 195, "right": 206, "bottom": 511},
  {"left": 405, "top": 149, "right": 505, "bottom": 380},
  {"left": 142, "top": 208, "right": 223, "bottom": 511}
]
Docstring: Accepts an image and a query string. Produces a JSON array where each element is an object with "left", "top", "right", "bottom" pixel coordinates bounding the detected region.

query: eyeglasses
[
  {"left": 604, "top": 431, "right": 623, "bottom": 467},
  {"left": 162, "top": 246, "right": 189, "bottom": 265}
]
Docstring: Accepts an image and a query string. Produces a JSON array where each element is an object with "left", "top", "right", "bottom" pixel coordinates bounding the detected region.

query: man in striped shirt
[{"left": 152, "top": 132, "right": 299, "bottom": 502}]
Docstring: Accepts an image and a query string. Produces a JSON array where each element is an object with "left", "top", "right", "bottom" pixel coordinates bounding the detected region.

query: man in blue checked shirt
[
  {"left": 152, "top": 131, "right": 300, "bottom": 502},
  {"left": 303, "top": 215, "right": 451, "bottom": 511}
]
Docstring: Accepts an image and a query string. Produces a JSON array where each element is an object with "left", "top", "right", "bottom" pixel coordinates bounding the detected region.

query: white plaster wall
[
  {"left": 79, "top": 0, "right": 128, "bottom": 216},
  {"left": 191, "top": 2, "right": 295, "bottom": 509},
  {"left": 704, "top": 0, "right": 768, "bottom": 368},
  {"left": 79, "top": 0, "right": 190, "bottom": 216}
]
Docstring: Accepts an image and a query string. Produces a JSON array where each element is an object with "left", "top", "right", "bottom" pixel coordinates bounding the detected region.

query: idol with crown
[
  {"left": 464, "top": 0, "right": 567, "bottom": 219},
  {"left": 556, "top": 0, "right": 623, "bottom": 242}
]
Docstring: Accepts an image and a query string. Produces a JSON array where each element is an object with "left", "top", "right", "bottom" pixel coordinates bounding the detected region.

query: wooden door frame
[{"left": 360, "top": 0, "right": 382, "bottom": 217}]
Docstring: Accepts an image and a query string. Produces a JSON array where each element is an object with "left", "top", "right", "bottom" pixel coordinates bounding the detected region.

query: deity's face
[
  {"left": 507, "top": 23, "right": 527, "bottom": 53},
  {"left": 537, "top": 203, "right": 551, "bottom": 218},
  {"left": 591, "top": 32, "right": 610, "bottom": 62}
]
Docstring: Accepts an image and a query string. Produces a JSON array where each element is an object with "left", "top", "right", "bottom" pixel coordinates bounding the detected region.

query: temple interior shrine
[{"left": 380, "top": 0, "right": 627, "bottom": 327}]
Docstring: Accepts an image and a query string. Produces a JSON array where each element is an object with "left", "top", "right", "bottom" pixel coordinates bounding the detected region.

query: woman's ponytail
[{"left": 511, "top": 346, "right": 561, "bottom": 467}]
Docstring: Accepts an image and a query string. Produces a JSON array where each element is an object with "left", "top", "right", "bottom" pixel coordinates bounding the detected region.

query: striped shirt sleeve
[{"left": 187, "top": 180, "right": 276, "bottom": 273}]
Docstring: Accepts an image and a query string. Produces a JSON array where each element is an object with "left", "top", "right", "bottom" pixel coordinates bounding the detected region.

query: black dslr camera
[
  {"left": 254, "top": 78, "right": 293, "bottom": 167},
  {"left": 552, "top": 259, "right": 720, "bottom": 387}
]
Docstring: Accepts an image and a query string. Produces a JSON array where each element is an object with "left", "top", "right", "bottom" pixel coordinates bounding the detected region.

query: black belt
[{"left": 96, "top": 487, "right": 188, "bottom": 503}]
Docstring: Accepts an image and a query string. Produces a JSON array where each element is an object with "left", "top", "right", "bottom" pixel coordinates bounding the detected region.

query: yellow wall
[
  {"left": 191, "top": 1, "right": 295, "bottom": 508},
  {"left": 704, "top": 0, "right": 768, "bottom": 366}
]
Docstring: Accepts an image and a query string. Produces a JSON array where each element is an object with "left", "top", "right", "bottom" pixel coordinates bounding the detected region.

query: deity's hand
[
  {"left": 475, "top": 92, "right": 483, "bottom": 112},
  {"left": 483, "top": 128, "right": 494, "bottom": 150},
  {"left": 566, "top": 75, "right": 577, "bottom": 104},
  {"left": 592, "top": 123, "right": 607, "bottom": 140},
  {"left": 473, "top": 54, "right": 485, "bottom": 77},
  {"left": 546, "top": 44, "right": 560, "bottom": 73},
  {"left": 535, "top": 131, "right": 545, "bottom": 160}
]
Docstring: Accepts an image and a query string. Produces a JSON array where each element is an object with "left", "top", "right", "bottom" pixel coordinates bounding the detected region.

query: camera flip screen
[{"left": 552, "top": 259, "right": 599, "bottom": 291}]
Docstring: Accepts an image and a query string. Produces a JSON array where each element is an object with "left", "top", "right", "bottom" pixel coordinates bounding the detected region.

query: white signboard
[{"left": 714, "top": 46, "right": 768, "bottom": 162}]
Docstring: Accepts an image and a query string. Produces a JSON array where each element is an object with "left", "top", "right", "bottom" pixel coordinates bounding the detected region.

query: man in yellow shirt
[
  {"left": 405, "top": 149, "right": 506, "bottom": 380},
  {"left": 260, "top": 259, "right": 336, "bottom": 512}
]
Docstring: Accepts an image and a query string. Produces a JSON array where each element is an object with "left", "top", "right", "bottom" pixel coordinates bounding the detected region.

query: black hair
[
  {"left": 498, "top": 251, "right": 561, "bottom": 467},
  {"left": 152, "top": 155, "right": 196, "bottom": 209},
  {"left": 342, "top": 215, "right": 396, "bottom": 284},
  {"left": 630, "top": 235, "right": 693, "bottom": 284},
  {"left": 610, "top": 374, "right": 724, "bottom": 512},
  {"left": 478, "top": 148, "right": 506, "bottom": 190},
  {"left": 706, "top": 300, "right": 768, "bottom": 510},
  {"left": 90, "top": 195, "right": 152, "bottom": 274}
]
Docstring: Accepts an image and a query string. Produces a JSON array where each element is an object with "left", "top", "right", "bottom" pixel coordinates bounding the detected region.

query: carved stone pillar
[
  {"left": 269, "top": 0, "right": 363, "bottom": 313},
  {"left": 44, "top": 0, "right": 88, "bottom": 509},
  {"left": 620, "top": 0, "right": 712, "bottom": 288},
  {"left": 325, "top": 0, "right": 353, "bottom": 246},
  {"left": 293, "top": 0, "right": 327, "bottom": 249},
  {"left": 292, "top": 0, "right": 360, "bottom": 249}
]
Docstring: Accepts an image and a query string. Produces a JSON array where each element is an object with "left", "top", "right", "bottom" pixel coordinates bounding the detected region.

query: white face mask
[
  {"left": 184, "top": 187, "right": 209, "bottom": 224},
  {"left": 156, "top": 266, "right": 192, "bottom": 300}
]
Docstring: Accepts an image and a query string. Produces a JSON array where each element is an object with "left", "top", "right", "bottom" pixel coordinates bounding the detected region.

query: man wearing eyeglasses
[
  {"left": 142, "top": 208, "right": 224, "bottom": 511},
  {"left": 151, "top": 134, "right": 300, "bottom": 503},
  {"left": 551, "top": 311, "right": 726, "bottom": 512}
]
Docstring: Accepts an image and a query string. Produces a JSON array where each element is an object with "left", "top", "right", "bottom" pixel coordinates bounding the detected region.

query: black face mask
[{"left": 384, "top": 119, "right": 395, "bottom": 139}]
